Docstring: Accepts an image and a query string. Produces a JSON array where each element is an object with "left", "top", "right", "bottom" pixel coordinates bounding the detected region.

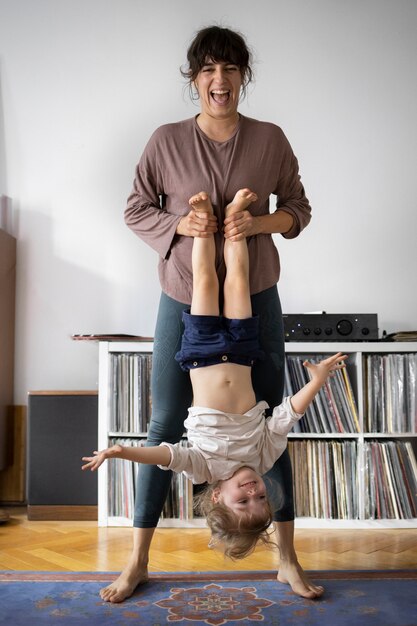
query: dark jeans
[{"left": 133, "top": 285, "right": 294, "bottom": 527}]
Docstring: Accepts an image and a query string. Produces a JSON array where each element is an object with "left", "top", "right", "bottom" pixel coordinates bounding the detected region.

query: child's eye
[{"left": 238, "top": 499, "right": 248, "bottom": 504}]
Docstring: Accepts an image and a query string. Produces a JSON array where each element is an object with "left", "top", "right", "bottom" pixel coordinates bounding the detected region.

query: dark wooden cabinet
[{"left": 0, "top": 229, "right": 16, "bottom": 472}]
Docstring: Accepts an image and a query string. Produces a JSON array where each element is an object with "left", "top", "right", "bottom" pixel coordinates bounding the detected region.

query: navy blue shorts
[{"left": 175, "top": 310, "right": 265, "bottom": 372}]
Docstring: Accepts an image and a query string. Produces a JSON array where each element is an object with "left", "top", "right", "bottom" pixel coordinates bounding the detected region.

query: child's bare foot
[
  {"left": 189, "top": 191, "right": 214, "bottom": 215},
  {"left": 225, "top": 188, "right": 258, "bottom": 218}
]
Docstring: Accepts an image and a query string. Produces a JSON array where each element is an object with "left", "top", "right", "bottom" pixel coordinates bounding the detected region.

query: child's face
[{"left": 216, "top": 467, "right": 268, "bottom": 516}]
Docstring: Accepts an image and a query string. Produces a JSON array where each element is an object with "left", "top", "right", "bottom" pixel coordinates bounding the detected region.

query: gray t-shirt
[{"left": 125, "top": 115, "right": 311, "bottom": 304}]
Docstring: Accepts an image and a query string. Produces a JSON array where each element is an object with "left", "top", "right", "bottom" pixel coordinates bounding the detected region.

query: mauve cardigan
[{"left": 125, "top": 115, "right": 311, "bottom": 304}]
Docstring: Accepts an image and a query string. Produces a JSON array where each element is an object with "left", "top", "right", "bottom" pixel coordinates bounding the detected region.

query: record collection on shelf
[
  {"left": 288, "top": 439, "right": 359, "bottom": 520},
  {"left": 364, "top": 353, "right": 417, "bottom": 433},
  {"left": 289, "top": 438, "right": 417, "bottom": 520},
  {"left": 109, "top": 353, "right": 152, "bottom": 433},
  {"left": 98, "top": 342, "right": 417, "bottom": 526},
  {"left": 108, "top": 438, "right": 195, "bottom": 521},
  {"left": 284, "top": 354, "right": 359, "bottom": 433},
  {"left": 364, "top": 440, "right": 417, "bottom": 519}
]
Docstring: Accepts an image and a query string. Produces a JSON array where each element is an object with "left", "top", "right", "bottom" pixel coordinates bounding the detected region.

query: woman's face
[{"left": 194, "top": 58, "right": 242, "bottom": 122}]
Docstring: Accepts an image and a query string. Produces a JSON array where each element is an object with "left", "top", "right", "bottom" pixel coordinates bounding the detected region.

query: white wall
[{"left": 0, "top": 0, "right": 416, "bottom": 404}]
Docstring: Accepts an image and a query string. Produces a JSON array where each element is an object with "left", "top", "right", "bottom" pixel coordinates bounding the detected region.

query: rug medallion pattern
[{"left": 154, "top": 582, "right": 274, "bottom": 624}]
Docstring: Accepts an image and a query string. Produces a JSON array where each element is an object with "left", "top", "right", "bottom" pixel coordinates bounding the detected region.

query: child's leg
[
  {"left": 223, "top": 189, "right": 258, "bottom": 319},
  {"left": 189, "top": 192, "right": 219, "bottom": 316}
]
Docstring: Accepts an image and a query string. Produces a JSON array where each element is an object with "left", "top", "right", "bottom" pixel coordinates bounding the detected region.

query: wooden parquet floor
[{"left": 1, "top": 508, "right": 416, "bottom": 572}]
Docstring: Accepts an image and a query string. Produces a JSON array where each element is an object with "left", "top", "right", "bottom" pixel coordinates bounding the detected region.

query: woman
[{"left": 101, "top": 25, "right": 323, "bottom": 602}]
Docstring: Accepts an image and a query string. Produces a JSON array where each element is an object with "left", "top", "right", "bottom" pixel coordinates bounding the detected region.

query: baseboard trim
[{"left": 27, "top": 505, "right": 98, "bottom": 521}]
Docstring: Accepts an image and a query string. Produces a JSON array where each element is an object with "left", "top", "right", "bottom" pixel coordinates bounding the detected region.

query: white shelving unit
[
  {"left": 98, "top": 340, "right": 417, "bottom": 528},
  {"left": 98, "top": 341, "right": 152, "bottom": 527},
  {"left": 286, "top": 342, "right": 417, "bottom": 529}
]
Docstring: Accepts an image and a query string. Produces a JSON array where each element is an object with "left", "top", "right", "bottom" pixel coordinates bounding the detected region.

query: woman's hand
[
  {"left": 223, "top": 210, "right": 260, "bottom": 241},
  {"left": 176, "top": 209, "right": 218, "bottom": 238}
]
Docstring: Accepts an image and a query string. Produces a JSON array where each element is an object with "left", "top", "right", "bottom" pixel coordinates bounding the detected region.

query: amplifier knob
[
  {"left": 336, "top": 319, "right": 353, "bottom": 336},
  {"left": 303, "top": 328, "right": 311, "bottom": 335},
  {"left": 362, "top": 327, "right": 370, "bottom": 335},
  {"left": 325, "top": 327, "right": 333, "bottom": 336},
  {"left": 314, "top": 328, "right": 322, "bottom": 335}
]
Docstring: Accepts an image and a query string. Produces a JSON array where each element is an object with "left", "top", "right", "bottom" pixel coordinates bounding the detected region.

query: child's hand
[
  {"left": 289, "top": 353, "right": 348, "bottom": 416},
  {"left": 81, "top": 444, "right": 122, "bottom": 471},
  {"left": 303, "top": 352, "right": 347, "bottom": 384}
]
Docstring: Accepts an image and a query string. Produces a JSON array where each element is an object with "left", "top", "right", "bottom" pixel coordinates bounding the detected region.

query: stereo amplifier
[{"left": 283, "top": 313, "right": 379, "bottom": 342}]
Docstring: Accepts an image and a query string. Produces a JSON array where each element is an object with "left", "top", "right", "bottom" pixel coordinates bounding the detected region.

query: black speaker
[
  {"left": 283, "top": 313, "right": 379, "bottom": 342},
  {"left": 27, "top": 392, "right": 98, "bottom": 519}
]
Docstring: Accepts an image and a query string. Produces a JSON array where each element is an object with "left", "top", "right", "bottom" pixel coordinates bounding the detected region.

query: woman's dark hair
[{"left": 181, "top": 25, "right": 254, "bottom": 98}]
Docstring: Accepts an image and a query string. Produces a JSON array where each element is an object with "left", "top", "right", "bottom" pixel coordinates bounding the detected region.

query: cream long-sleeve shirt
[
  {"left": 125, "top": 115, "right": 312, "bottom": 304},
  {"left": 158, "top": 397, "right": 303, "bottom": 484}
]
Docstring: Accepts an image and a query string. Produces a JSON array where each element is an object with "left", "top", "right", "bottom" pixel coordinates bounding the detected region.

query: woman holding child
[{"left": 100, "top": 25, "right": 322, "bottom": 602}]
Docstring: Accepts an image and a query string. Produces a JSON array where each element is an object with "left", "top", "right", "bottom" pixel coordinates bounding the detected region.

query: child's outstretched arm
[
  {"left": 81, "top": 443, "right": 171, "bottom": 472},
  {"left": 290, "top": 352, "right": 348, "bottom": 415}
]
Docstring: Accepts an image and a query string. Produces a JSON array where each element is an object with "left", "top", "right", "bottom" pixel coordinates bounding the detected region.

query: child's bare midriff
[{"left": 190, "top": 362, "right": 257, "bottom": 414}]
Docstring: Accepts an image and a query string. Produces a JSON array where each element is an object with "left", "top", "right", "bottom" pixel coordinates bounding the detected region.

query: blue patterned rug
[{"left": 1, "top": 570, "right": 416, "bottom": 625}]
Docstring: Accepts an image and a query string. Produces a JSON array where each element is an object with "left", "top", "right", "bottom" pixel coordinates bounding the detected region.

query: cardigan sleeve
[
  {"left": 273, "top": 129, "right": 312, "bottom": 239},
  {"left": 124, "top": 128, "right": 182, "bottom": 260}
]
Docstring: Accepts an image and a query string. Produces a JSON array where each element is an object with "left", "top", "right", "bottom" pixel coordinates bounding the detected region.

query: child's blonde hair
[{"left": 195, "top": 482, "right": 275, "bottom": 560}]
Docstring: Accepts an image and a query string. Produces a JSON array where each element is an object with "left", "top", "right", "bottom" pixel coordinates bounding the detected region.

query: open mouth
[{"left": 211, "top": 89, "right": 230, "bottom": 104}]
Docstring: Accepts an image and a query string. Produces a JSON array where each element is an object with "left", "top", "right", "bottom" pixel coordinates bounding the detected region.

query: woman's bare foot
[
  {"left": 225, "top": 188, "right": 258, "bottom": 218},
  {"left": 189, "top": 191, "right": 214, "bottom": 214},
  {"left": 100, "top": 558, "right": 149, "bottom": 603},
  {"left": 277, "top": 559, "right": 324, "bottom": 599}
]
